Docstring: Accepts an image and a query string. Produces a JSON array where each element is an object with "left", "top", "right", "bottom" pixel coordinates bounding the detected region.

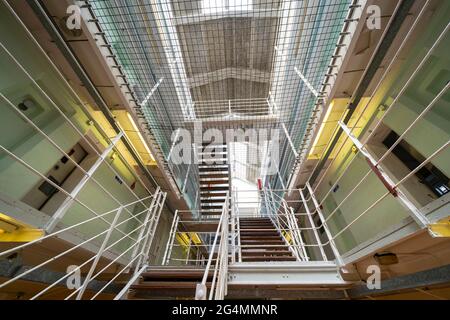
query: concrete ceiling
[{"left": 172, "top": 0, "right": 280, "bottom": 102}]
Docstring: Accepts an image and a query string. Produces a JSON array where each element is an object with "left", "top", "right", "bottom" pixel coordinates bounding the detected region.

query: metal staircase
[
  {"left": 199, "top": 143, "right": 230, "bottom": 218},
  {"left": 239, "top": 218, "right": 297, "bottom": 262},
  {"left": 118, "top": 188, "right": 349, "bottom": 300},
  {"left": 125, "top": 266, "right": 213, "bottom": 299}
]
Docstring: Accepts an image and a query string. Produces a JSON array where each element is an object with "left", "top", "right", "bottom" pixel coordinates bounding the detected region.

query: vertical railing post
[
  {"left": 165, "top": 214, "right": 179, "bottom": 265},
  {"left": 133, "top": 189, "right": 161, "bottom": 274},
  {"left": 162, "top": 210, "right": 178, "bottom": 265},
  {"left": 76, "top": 206, "right": 124, "bottom": 300},
  {"left": 131, "top": 187, "right": 160, "bottom": 266},
  {"left": 265, "top": 188, "right": 302, "bottom": 261},
  {"left": 196, "top": 193, "right": 229, "bottom": 300},
  {"left": 282, "top": 200, "right": 303, "bottom": 261},
  {"left": 139, "top": 192, "right": 167, "bottom": 268},
  {"left": 236, "top": 216, "right": 242, "bottom": 263},
  {"left": 290, "top": 206, "right": 309, "bottom": 261},
  {"left": 235, "top": 194, "right": 242, "bottom": 263},
  {"left": 268, "top": 188, "right": 281, "bottom": 231},
  {"left": 306, "top": 183, "right": 344, "bottom": 266},
  {"left": 185, "top": 237, "right": 192, "bottom": 265},
  {"left": 196, "top": 249, "right": 201, "bottom": 266},
  {"left": 300, "top": 189, "right": 328, "bottom": 261},
  {"left": 230, "top": 188, "right": 236, "bottom": 264}
]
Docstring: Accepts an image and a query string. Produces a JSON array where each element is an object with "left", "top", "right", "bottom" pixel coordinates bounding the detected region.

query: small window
[
  {"left": 383, "top": 131, "right": 450, "bottom": 198},
  {"left": 38, "top": 176, "right": 59, "bottom": 197}
]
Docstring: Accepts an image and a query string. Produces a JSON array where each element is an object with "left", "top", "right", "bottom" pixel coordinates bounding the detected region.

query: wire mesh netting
[{"left": 87, "top": 0, "right": 352, "bottom": 206}]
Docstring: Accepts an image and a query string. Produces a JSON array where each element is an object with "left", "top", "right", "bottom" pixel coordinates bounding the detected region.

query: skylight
[{"left": 201, "top": 0, "right": 252, "bottom": 14}]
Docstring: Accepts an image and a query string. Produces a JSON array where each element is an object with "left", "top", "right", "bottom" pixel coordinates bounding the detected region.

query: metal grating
[{"left": 87, "top": 0, "right": 352, "bottom": 200}]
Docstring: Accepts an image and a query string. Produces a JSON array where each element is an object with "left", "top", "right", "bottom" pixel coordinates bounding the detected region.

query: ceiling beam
[
  {"left": 173, "top": 9, "right": 280, "bottom": 26},
  {"left": 188, "top": 67, "right": 271, "bottom": 88}
]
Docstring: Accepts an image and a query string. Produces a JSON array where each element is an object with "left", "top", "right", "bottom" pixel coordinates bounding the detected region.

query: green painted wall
[
  {"left": 316, "top": 3, "right": 450, "bottom": 255},
  {"left": 0, "top": 3, "right": 160, "bottom": 257}
]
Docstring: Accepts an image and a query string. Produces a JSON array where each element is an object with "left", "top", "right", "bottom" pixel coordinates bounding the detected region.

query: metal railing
[
  {"left": 230, "top": 187, "right": 242, "bottom": 263},
  {"left": 0, "top": 188, "right": 166, "bottom": 300},
  {"left": 192, "top": 98, "right": 273, "bottom": 120},
  {"left": 195, "top": 193, "right": 229, "bottom": 300},
  {"left": 263, "top": 188, "right": 308, "bottom": 261},
  {"left": 230, "top": 188, "right": 340, "bottom": 264},
  {"left": 162, "top": 212, "right": 221, "bottom": 267}
]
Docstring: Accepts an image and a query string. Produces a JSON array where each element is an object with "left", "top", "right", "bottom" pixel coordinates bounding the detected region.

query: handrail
[
  {"left": 264, "top": 188, "right": 304, "bottom": 261},
  {"left": 0, "top": 187, "right": 166, "bottom": 300},
  {"left": 195, "top": 193, "right": 229, "bottom": 300},
  {"left": 162, "top": 210, "right": 179, "bottom": 265}
]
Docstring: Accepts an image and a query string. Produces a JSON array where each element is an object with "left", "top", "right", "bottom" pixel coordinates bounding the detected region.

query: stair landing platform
[{"left": 228, "top": 261, "right": 349, "bottom": 286}]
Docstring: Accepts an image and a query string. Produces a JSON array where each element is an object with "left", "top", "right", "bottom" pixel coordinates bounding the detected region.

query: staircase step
[
  {"left": 200, "top": 186, "right": 229, "bottom": 191},
  {"left": 199, "top": 174, "right": 229, "bottom": 180},
  {"left": 240, "top": 244, "right": 286, "bottom": 248},
  {"left": 131, "top": 282, "right": 208, "bottom": 290},
  {"left": 201, "top": 198, "right": 227, "bottom": 203},
  {"left": 240, "top": 231, "right": 280, "bottom": 235},
  {"left": 240, "top": 250, "right": 292, "bottom": 256},
  {"left": 241, "top": 236, "right": 280, "bottom": 240},
  {"left": 200, "top": 180, "right": 229, "bottom": 186},
  {"left": 240, "top": 221, "right": 273, "bottom": 224},
  {"left": 240, "top": 224, "right": 275, "bottom": 228},
  {"left": 199, "top": 159, "right": 228, "bottom": 164},
  {"left": 240, "top": 222, "right": 274, "bottom": 225},
  {"left": 201, "top": 212, "right": 224, "bottom": 215},
  {"left": 240, "top": 233, "right": 280, "bottom": 237},
  {"left": 199, "top": 166, "right": 229, "bottom": 172},
  {"left": 241, "top": 245, "right": 289, "bottom": 250},
  {"left": 201, "top": 191, "right": 228, "bottom": 196},
  {"left": 240, "top": 226, "right": 277, "bottom": 230},
  {"left": 142, "top": 271, "right": 210, "bottom": 281},
  {"left": 241, "top": 256, "right": 297, "bottom": 262},
  {"left": 201, "top": 203, "right": 225, "bottom": 207}
]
